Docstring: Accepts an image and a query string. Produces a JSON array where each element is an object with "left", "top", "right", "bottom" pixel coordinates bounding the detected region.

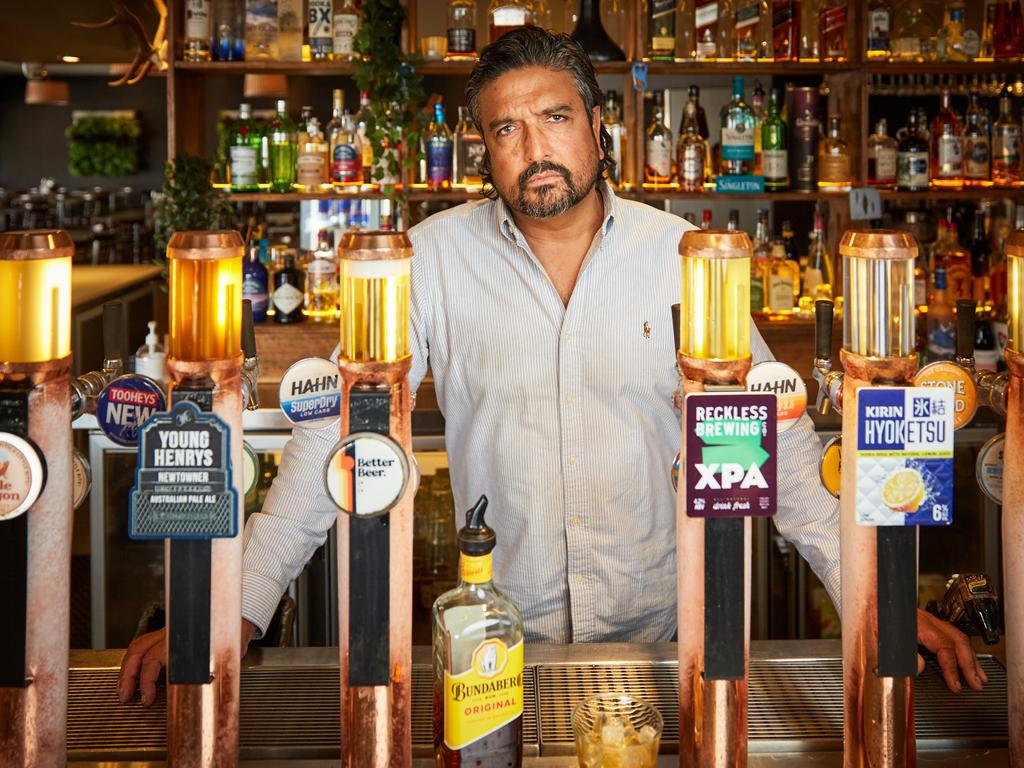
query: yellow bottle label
[
  {"left": 460, "top": 554, "right": 492, "bottom": 584},
  {"left": 444, "top": 638, "right": 523, "bottom": 751}
]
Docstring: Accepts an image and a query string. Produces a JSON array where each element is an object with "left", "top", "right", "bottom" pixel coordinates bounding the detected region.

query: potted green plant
[{"left": 153, "top": 154, "right": 234, "bottom": 262}]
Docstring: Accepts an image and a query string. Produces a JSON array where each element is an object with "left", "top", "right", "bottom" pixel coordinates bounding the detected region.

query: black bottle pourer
[{"left": 458, "top": 495, "right": 495, "bottom": 556}]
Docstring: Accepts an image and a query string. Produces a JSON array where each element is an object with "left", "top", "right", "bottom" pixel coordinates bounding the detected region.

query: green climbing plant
[{"left": 153, "top": 154, "right": 234, "bottom": 264}]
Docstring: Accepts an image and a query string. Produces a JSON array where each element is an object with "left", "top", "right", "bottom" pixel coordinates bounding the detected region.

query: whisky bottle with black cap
[{"left": 433, "top": 496, "right": 524, "bottom": 767}]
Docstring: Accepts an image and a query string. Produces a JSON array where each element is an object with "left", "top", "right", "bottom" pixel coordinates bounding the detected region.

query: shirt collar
[{"left": 495, "top": 179, "right": 618, "bottom": 246}]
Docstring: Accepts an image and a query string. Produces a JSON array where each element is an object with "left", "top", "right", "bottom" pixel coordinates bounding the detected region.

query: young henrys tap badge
[
  {"left": 685, "top": 393, "right": 777, "bottom": 518},
  {"left": 856, "top": 387, "right": 954, "bottom": 527}
]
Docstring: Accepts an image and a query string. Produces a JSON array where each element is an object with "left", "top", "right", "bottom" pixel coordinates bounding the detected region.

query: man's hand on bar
[
  {"left": 916, "top": 609, "right": 988, "bottom": 693},
  {"left": 117, "top": 619, "right": 257, "bottom": 706}
]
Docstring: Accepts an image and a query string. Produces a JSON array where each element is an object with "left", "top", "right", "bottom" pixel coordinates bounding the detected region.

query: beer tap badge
[
  {"left": 96, "top": 374, "right": 166, "bottom": 446},
  {"left": 129, "top": 401, "right": 237, "bottom": 539},
  {"left": 278, "top": 357, "right": 342, "bottom": 427},
  {"left": 856, "top": 387, "right": 954, "bottom": 526},
  {"left": 685, "top": 392, "right": 777, "bottom": 518}
]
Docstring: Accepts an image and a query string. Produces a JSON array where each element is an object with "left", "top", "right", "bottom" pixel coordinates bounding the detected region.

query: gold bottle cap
[
  {"left": 1004, "top": 229, "right": 1024, "bottom": 258},
  {"left": 167, "top": 230, "right": 245, "bottom": 260},
  {"left": 0, "top": 229, "right": 74, "bottom": 261},
  {"left": 678, "top": 229, "right": 752, "bottom": 260},
  {"left": 839, "top": 229, "right": 918, "bottom": 260},
  {"left": 339, "top": 230, "right": 413, "bottom": 261}
]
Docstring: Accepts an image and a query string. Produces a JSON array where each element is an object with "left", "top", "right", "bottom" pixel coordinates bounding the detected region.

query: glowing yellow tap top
[
  {"left": 167, "top": 231, "right": 244, "bottom": 361},
  {"left": 678, "top": 229, "right": 751, "bottom": 361},
  {"left": 0, "top": 230, "right": 72, "bottom": 364}
]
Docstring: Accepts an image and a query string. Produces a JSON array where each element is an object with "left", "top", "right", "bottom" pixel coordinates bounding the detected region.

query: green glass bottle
[
  {"left": 267, "top": 99, "right": 298, "bottom": 193},
  {"left": 762, "top": 89, "right": 788, "bottom": 190},
  {"left": 229, "top": 102, "right": 263, "bottom": 192}
]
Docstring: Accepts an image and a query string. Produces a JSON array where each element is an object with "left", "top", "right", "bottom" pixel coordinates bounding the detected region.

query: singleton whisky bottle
[
  {"left": 648, "top": 0, "right": 678, "bottom": 60},
  {"left": 185, "top": 0, "right": 213, "bottom": 61},
  {"left": 867, "top": 118, "right": 898, "bottom": 188},
  {"left": 866, "top": 0, "right": 891, "bottom": 59},
  {"left": 267, "top": 100, "right": 297, "bottom": 193},
  {"left": 677, "top": 95, "right": 707, "bottom": 191},
  {"left": 455, "top": 106, "right": 486, "bottom": 187},
  {"left": 719, "top": 76, "right": 756, "bottom": 176},
  {"left": 993, "top": 89, "right": 1022, "bottom": 186},
  {"left": 645, "top": 91, "right": 675, "bottom": 184},
  {"left": 603, "top": 92, "right": 629, "bottom": 188},
  {"left": 446, "top": 0, "right": 478, "bottom": 60},
  {"left": 762, "top": 88, "right": 788, "bottom": 189},
  {"left": 764, "top": 240, "right": 798, "bottom": 316},
  {"left": 818, "top": 115, "right": 852, "bottom": 192},
  {"left": 897, "top": 111, "right": 930, "bottom": 192},
  {"left": 818, "top": 0, "right": 848, "bottom": 61},
  {"left": 694, "top": 0, "right": 720, "bottom": 59},
  {"left": 931, "top": 87, "right": 964, "bottom": 189},
  {"left": 433, "top": 496, "right": 524, "bottom": 768},
  {"left": 964, "top": 92, "right": 992, "bottom": 187},
  {"left": 230, "top": 102, "right": 262, "bottom": 191},
  {"left": 772, "top": 0, "right": 800, "bottom": 60},
  {"left": 425, "top": 103, "right": 454, "bottom": 191},
  {"left": 272, "top": 251, "right": 305, "bottom": 324}
]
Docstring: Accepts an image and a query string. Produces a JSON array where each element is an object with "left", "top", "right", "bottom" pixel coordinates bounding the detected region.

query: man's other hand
[
  {"left": 118, "top": 619, "right": 257, "bottom": 706},
  {"left": 917, "top": 609, "right": 988, "bottom": 693}
]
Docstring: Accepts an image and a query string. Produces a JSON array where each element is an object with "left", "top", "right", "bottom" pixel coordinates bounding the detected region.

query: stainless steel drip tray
[{"left": 68, "top": 640, "right": 1008, "bottom": 763}]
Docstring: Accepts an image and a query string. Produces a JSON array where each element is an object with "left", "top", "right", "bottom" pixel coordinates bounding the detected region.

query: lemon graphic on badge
[{"left": 881, "top": 468, "right": 926, "bottom": 513}]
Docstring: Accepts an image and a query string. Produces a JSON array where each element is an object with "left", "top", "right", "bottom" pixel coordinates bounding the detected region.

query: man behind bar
[{"left": 120, "top": 27, "right": 985, "bottom": 705}]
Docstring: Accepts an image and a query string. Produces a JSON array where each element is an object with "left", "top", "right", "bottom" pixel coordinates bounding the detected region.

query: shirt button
[
  {"left": 569, "top": 516, "right": 581, "bottom": 527},
  {"left": 575, "top": 575, "right": 585, "bottom": 585},
  {"left": 566, "top": 394, "right": 576, "bottom": 405},
  {"left": 563, "top": 332, "right": 572, "bottom": 341},
  {"left": 568, "top": 455, "right": 577, "bottom": 465}
]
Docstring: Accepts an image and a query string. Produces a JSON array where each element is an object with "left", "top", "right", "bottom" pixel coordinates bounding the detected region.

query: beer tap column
[
  {"left": 834, "top": 230, "right": 920, "bottom": 768},
  {"left": 0, "top": 230, "right": 73, "bottom": 767},
  {"left": 162, "top": 231, "right": 245, "bottom": 767},
  {"left": 676, "top": 229, "right": 756, "bottom": 768},
  {"left": 1001, "top": 231, "right": 1024, "bottom": 765},
  {"left": 327, "top": 232, "right": 414, "bottom": 767}
]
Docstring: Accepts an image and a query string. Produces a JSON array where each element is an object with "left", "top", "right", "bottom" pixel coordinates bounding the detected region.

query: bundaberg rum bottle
[{"left": 433, "top": 496, "right": 524, "bottom": 767}]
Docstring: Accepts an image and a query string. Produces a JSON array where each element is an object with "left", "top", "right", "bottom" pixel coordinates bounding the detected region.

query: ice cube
[
  {"left": 601, "top": 716, "right": 626, "bottom": 747},
  {"left": 638, "top": 724, "right": 658, "bottom": 744}
]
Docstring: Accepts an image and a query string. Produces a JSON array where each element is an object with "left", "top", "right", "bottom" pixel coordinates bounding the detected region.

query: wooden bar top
[{"left": 72, "top": 264, "right": 164, "bottom": 310}]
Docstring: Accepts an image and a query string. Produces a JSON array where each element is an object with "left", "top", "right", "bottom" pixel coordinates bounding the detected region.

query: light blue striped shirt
[{"left": 241, "top": 183, "right": 842, "bottom": 644}]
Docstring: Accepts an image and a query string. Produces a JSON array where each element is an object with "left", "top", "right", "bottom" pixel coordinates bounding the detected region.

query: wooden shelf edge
[
  {"left": 644, "top": 60, "right": 857, "bottom": 75},
  {"left": 865, "top": 60, "right": 1024, "bottom": 75}
]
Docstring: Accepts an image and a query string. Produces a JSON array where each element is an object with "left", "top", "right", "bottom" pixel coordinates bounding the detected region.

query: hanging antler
[{"left": 73, "top": 0, "right": 168, "bottom": 87}]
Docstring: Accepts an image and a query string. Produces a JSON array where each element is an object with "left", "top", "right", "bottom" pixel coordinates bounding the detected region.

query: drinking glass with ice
[{"left": 572, "top": 693, "right": 662, "bottom": 768}]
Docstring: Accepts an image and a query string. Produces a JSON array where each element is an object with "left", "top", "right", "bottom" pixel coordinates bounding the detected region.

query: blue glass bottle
[
  {"left": 425, "top": 103, "right": 454, "bottom": 191},
  {"left": 243, "top": 242, "right": 269, "bottom": 322}
]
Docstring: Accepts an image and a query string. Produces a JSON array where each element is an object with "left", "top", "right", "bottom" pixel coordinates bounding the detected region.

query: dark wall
[{"left": 0, "top": 74, "right": 167, "bottom": 191}]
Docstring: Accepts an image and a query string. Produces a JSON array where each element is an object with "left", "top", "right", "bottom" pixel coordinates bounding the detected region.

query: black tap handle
[
  {"left": 102, "top": 301, "right": 123, "bottom": 361},
  {"left": 815, "top": 300, "right": 834, "bottom": 360},
  {"left": 241, "top": 300, "right": 257, "bottom": 358},
  {"left": 671, "top": 304, "right": 681, "bottom": 353},
  {"left": 956, "top": 300, "right": 976, "bottom": 359}
]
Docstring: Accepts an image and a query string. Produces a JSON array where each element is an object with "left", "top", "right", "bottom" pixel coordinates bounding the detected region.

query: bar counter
[{"left": 67, "top": 640, "right": 1008, "bottom": 766}]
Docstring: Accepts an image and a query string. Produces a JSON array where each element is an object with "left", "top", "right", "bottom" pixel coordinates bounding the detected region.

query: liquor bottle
[
  {"left": 764, "top": 240, "right": 798, "bottom": 316},
  {"left": 735, "top": 0, "right": 766, "bottom": 60},
  {"left": 426, "top": 103, "right": 454, "bottom": 191},
  {"left": 354, "top": 91, "right": 374, "bottom": 185},
  {"left": 971, "top": 212, "right": 992, "bottom": 306},
  {"left": 243, "top": 241, "right": 269, "bottom": 323},
  {"left": 931, "top": 88, "right": 964, "bottom": 190},
  {"left": 934, "top": 219, "right": 973, "bottom": 301},
  {"left": 975, "top": 309, "right": 999, "bottom": 371},
  {"left": 818, "top": 115, "right": 851, "bottom": 192},
  {"left": 719, "top": 76, "right": 756, "bottom": 176},
  {"left": 782, "top": 218, "right": 802, "bottom": 295},
  {"left": 245, "top": 0, "right": 279, "bottom": 59},
  {"left": 455, "top": 106, "right": 485, "bottom": 187},
  {"left": 772, "top": 0, "right": 800, "bottom": 60},
  {"left": 789, "top": 89, "right": 820, "bottom": 191},
  {"left": 727, "top": 208, "right": 740, "bottom": 230},
  {"left": 304, "top": 229, "right": 338, "bottom": 322},
  {"left": 891, "top": 2, "right": 929, "bottom": 60},
  {"left": 963, "top": 93, "right": 992, "bottom": 187},
  {"left": 762, "top": 88, "right": 788, "bottom": 190},
  {"left": 701, "top": 208, "right": 712, "bottom": 229},
  {"left": 277, "top": 0, "right": 303, "bottom": 60},
  {"left": 297, "top": 115, "right": 330, "bottom": 191},
  {"left": 267, "top": 100, "right": 297, "bottom": 193},
  {"left": 230, "top": 103, "right": 262, "bottom": 191},
  {"left": 927, "top": 266, "right": 956, "bottom": 361},
  {"left": 937, "top": 0, "right": 968, "bottom": 61},
  {"left": 866, "top": 0, "right": 890, "bottom": 59},
  {"left": 573, "top": 0, "right": 626, "bottom": 61},
  {"left": 328, "top": 93, "right": 361, "bottom": 186},
  {"left": 213, "top": 0, "right": 245, "bottom": 61},
  {"left": 489, "top": 0, "right": 535, "bottom": 43},
  {"left": 694, "top": 0, "right": 720, "bottom": 59},
  {"left": 272, "top": 251, "right": 305, "bottom": 323},
  {"left": 446, "top": 0, "right": 477, "bottom": 60},
  {"left": 648, "top": 0, "right": 678, "bottom": 60},
  {"left": 333, "top": 0, "right": 361, "bottom": 60},
  {"left": 185, "top": 0, "right": 212, "bottom": 61},
  {"left": 818, "top": 0, "right": 848, "bottom": 61},
  {"left": 645, "top": 91, "right": 675, "bottom": 184},
  {"left": 867, "top": 118, "right": 898, "bottom": 188},
  {"left": 994, "top": 0, "right": 1024, "bottom": 59},
  {"left": 751, "top": 208, "right": 770, "bottom": 312},
  {"left": 308, "top": 0, "right": 332, "bottom": 60},
  {"left": 677, "top": 95, "right": 707, "bottom": 192},
  {"left": 897, "top": 111, "right": 930, "bottom": 192},
  {"left": 603, "top": 92, "right": 629, "bottom": 188},
  {"left": 751, "top": 82, "right": 767, "bottom": 174},
  {"left": 799, "top": 211, "right": 835, "bottom": 314},
  {"left": 433, "top": 497, "right": 524, "bottom": 768},
  {"left": 993, "top": 90, "right": 1022, "bottom": 186},
  {"left": 687, "top": 85, "right": 713, "bottom": 183},
  {"left": 982, "top": 0, "right": 999, "bottom": 58}
]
